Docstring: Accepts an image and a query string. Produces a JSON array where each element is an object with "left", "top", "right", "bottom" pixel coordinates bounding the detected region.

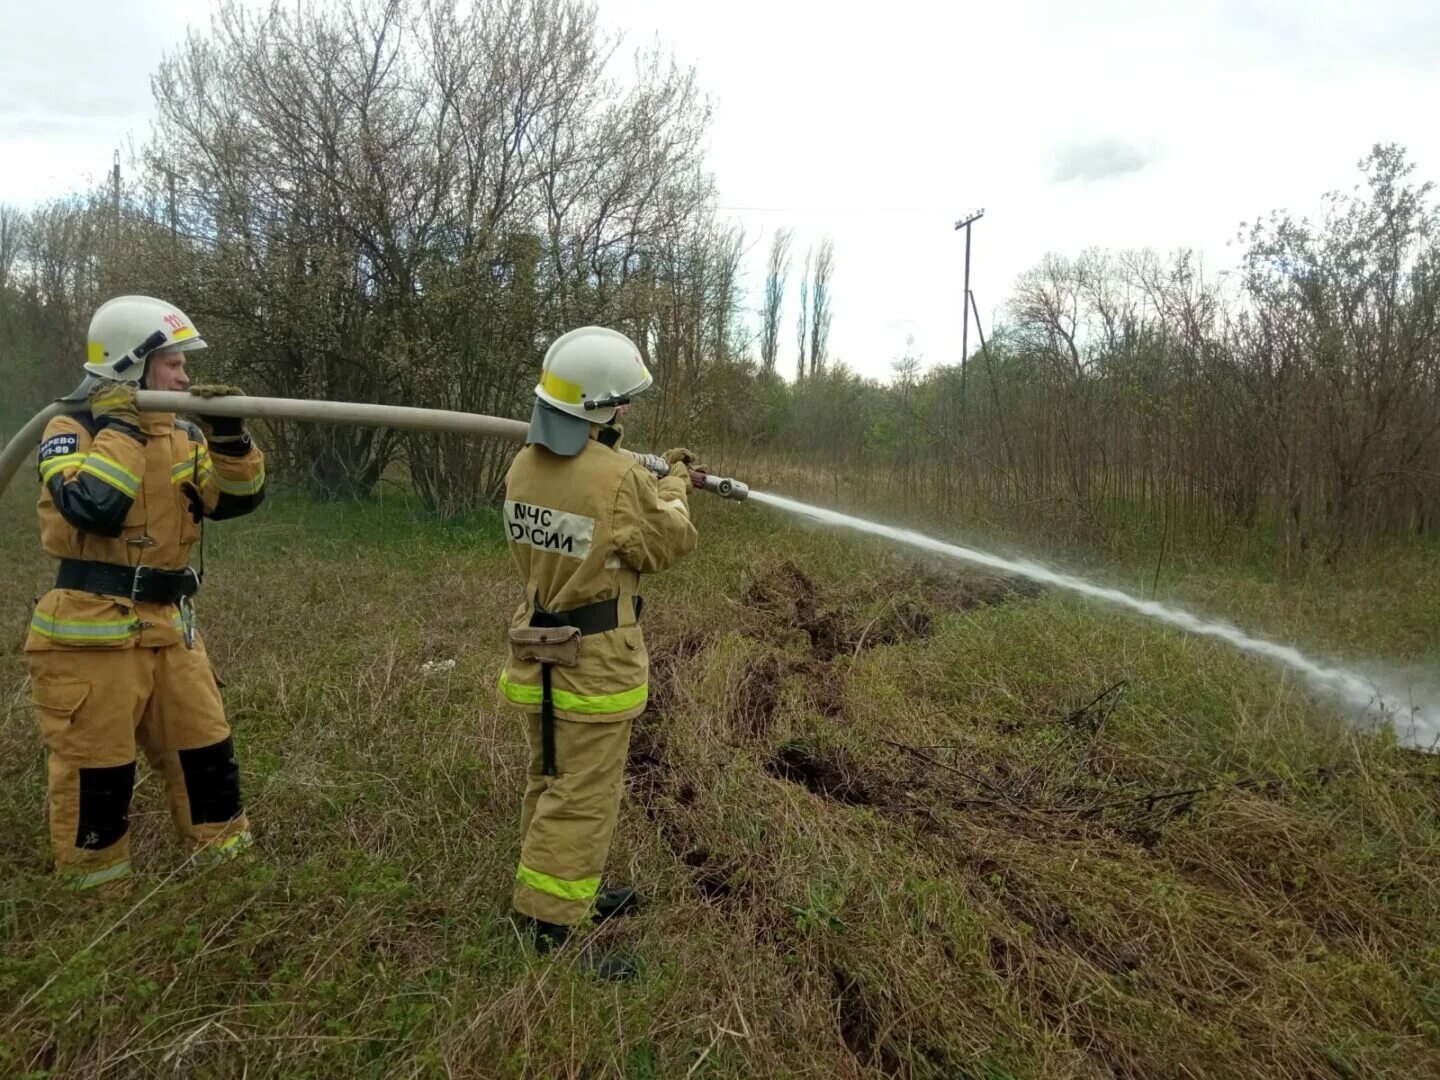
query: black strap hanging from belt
[
  {"left": 526, "top": 595, "right": 643, "bottom": 779},
  {"left": 541, "top": 665, "right": 557, "bottom": 777}
]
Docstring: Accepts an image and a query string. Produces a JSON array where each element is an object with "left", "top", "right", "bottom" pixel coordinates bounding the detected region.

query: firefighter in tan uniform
[
  {"left": 26, "top": 296, "right": 266, "bottom": 892},
  {"left": 499, "top": 326, "right": 699, "bottom": 960}
]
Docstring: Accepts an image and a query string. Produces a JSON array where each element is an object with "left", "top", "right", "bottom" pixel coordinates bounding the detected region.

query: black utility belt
[
  {"left": 57, "top": 559, "right": 200, "bottom": 605},
  {"left": 530, "top": 595, "right": 643, "bottom": 635}
]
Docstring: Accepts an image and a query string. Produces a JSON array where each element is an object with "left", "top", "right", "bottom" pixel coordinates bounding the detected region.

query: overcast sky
[{"left": 4, "top": 0, "right": 1439, "bottom": 379}]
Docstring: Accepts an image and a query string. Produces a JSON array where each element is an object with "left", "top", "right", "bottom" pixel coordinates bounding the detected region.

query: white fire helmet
[
  {"left": 534, "top": 326, "right": 652, "bottom": 424},
  {"left": 85, "top": 295, "right": 207, "bottom": 384}
]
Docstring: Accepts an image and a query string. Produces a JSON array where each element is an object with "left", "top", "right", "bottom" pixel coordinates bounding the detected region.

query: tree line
[{"left": 746, "top": 144, "right": 1440, "bottom": 567}]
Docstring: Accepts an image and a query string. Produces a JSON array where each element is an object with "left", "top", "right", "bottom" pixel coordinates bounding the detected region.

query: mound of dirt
[
  {"left": 740, "top": 557, "right": 1037, "bottom": 661},
  {"left": 729, "top": 653, "right": 786, "bottom": 738},
  {"left": 766, "top": 741, "right": 877, "bottom": 806},
  {"left": 878, "top": 567, "right": 1042, "bottom": 613}
]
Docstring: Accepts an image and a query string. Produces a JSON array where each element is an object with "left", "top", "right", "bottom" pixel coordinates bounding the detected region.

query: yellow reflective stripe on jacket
[
  {"left": 216, "top": 466, "right": 264, "bottom": 497},
  {"left": 78, "top": 454, "right": 141, "bottom": 497},
  {"left": 72, "top": 859, "right": 132, "bottom": 890},
  {"left": 30, "top": 611, "right": 141, "bottom": 642},
  {"left": 516, "top": 862, "right": 601, "bottom": 902},
  {"left": 498, "top": 671, "right": 647, "bottom": 715},
  {"left": 171, "top": 449, "right": 213, "bottom": 485},
  {"left": 39, "top": 453, "right": 86, "bottom": 483},
  {"left": 170, "top": 462, "right": 216, "bottom": 486}
]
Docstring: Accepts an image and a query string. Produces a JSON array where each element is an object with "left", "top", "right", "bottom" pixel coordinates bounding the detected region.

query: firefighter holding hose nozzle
[{"left": 498, "top": 326, "right": 699, "bottom": 977}]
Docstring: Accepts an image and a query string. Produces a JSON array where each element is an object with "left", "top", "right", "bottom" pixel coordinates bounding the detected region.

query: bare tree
[
  {"left": 759, "top": 227, "right": 791, "bottom": 374},
  {"left": 795, "top": 248, "right": 809, "bottom": 381},
  {"left": 143, "top": 0, "right": 717, "bottom": 508},
  {"left": 809, "top": 236, "right": 834, "bottom": 377},
  {"left": 708, "top": 224, "right": 746, "bottom": 364},
  {"left": 0, "top": 205, "right": 22, "bottom": 293},
  {"left": 1236, "top": 143, "right": 1440, "bottom": 559}
]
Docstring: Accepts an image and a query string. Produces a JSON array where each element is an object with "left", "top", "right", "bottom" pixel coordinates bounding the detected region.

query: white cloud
[
  {"left": 1052, "top": 139, "right": 1158, "bottom": 183},
  {"left": 0, "top": 1, "right": 208, "bottom": 203}
]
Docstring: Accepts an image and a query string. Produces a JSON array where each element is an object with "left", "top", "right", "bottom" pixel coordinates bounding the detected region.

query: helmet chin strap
[{"left": 109, "top": 330, "right": 168, "bottom": 379}]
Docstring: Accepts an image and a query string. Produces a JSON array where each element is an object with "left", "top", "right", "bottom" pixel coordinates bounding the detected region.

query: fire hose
[{"left": 0, "top": 392, "right": 750, "bottom": 504}]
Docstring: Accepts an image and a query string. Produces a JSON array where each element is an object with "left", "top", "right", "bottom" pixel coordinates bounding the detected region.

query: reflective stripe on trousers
[
  {"left": 71, "top": 859, "right": 132, "bottom": 891},
  {"left": 516, "top": 862, "right": 601, "bottom": 902},
  {"left": 498, "top": 671, "right": 647, "bottom": 715}
]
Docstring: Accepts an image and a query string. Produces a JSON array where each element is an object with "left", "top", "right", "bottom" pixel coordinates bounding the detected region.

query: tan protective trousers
[
  {"left": 513, "top": 715, "right": 632, "bottom": 925},
  {"left": 28, "top": 639, "right": 252, "bottom": 891}
]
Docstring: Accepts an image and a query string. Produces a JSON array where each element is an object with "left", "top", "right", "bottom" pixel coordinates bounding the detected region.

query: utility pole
[
  {"left": 111, "top": 150, "right": 122, "bottom": 219},
  {"left": 953, "top": 208, "right": 985, "bottom": 417},
  {"left": 163, "top": 166, "right": 182, "bottom": 243},
  {"left": 954, "top": 208, "right": 984, "bottom": 364}
]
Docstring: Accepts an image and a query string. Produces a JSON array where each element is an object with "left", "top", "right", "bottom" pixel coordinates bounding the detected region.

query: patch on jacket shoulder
[
  {"left": 504, "top": 500, "right": 594, "bottom": 558},
  {"left": 39, "top": 432, "right": 80, "bottom": 461}
]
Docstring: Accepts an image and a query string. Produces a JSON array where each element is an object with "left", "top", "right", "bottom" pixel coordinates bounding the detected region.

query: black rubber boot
[
  {"left": 578, "top": 948, "right": 639, "bottom": 982},
  {"left": 528, "top": 918, "right": 636, "bottom": 980},
  {"left": 531, "top": 918, "right": 571, "bottom": 954},
  {"left": 593, "top": 886, "right": 640, "bottom": 922}
]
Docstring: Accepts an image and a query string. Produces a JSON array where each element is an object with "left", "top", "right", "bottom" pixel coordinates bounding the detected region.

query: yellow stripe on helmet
[{"left": 541, "top": 369, "right": 585, "bottom": 405}]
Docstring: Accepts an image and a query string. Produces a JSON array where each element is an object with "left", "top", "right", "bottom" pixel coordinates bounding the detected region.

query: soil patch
[{"left": 766, "top": 741, "right": 877, "bottom": 806}]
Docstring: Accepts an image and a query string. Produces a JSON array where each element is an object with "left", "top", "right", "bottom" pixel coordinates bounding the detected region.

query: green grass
[{"left": 1, "top": 480, "right": 1438, "bottom": 1078}]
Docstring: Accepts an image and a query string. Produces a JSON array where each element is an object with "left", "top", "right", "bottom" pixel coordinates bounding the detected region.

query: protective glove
[
  {"left": 662, "top": 447, "right": 707, "bottom": 477},
  {"left": 88, "top": 380, "right": 141, "bottom": 431},
  {"left": 188, "top": 384, "right": 248, "bottom": 440}
]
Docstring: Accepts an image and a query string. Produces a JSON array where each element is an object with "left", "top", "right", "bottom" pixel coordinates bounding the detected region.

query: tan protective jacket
[
  {"left": 26, "top": 408, "right": 266, "bottom": 651},
  {"left": 498, "top": 429, "right": 698, "bottom": 722}
]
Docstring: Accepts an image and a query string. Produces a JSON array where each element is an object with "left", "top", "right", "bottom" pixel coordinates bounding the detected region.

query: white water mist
[{"left": 750, "top": 491, "right": 1439, "bottom": 753}]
